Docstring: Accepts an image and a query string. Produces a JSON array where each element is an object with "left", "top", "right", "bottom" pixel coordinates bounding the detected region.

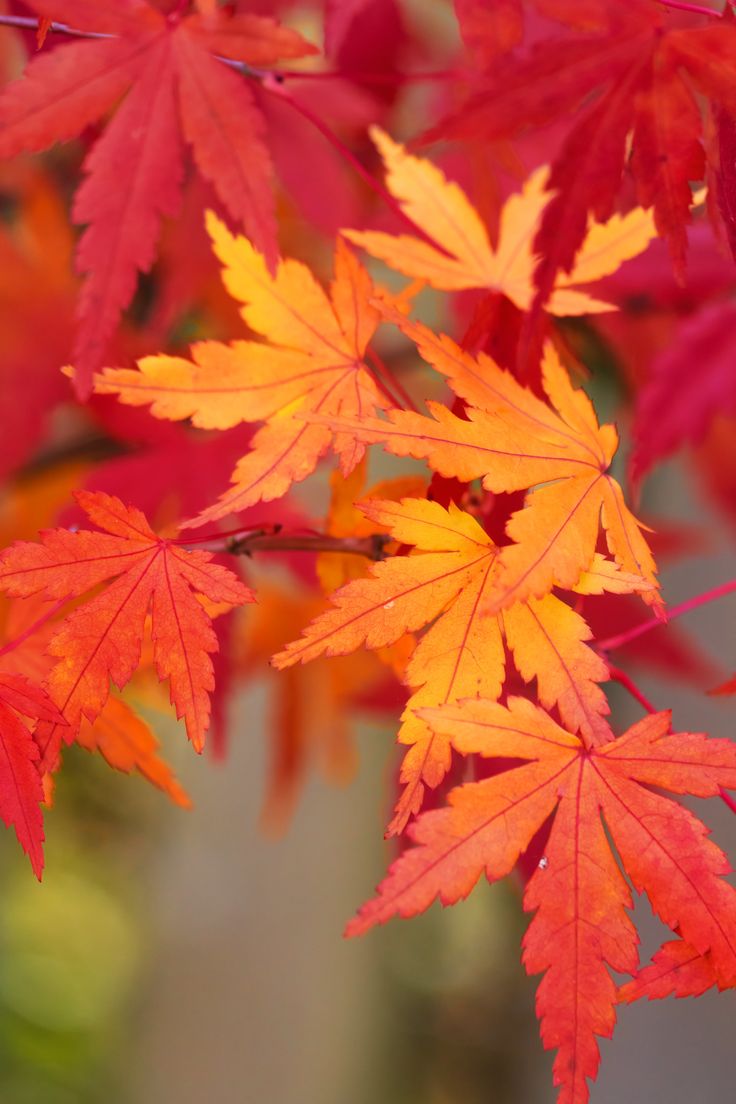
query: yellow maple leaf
[
  {"left": 90, "top": 220, "right": 387, "bottom": 527},
  {"left": 343, "top": 127, "right": 658, "bottom": 314}
]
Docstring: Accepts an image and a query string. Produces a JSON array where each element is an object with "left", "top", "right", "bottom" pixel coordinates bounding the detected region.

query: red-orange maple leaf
[
  {"left": 0, "top": 670, "right": 64, "bottom": 878},
  {"left": 348, "top": 699, "right": 736, "bottom": 1104},
  {"left": 0, "top": 491, "right": 254, "bottom": 770},
  {"left": 0, "top": 0, "right": 316, "bottom": 394}
]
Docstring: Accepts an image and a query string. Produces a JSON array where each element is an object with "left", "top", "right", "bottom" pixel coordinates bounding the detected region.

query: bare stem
[
  {"left": 361, "top": 351, "right": 406, "bottom": 411},
  {"left": 596, "top": 578, "right": 736, "bottom": 653},
  {"left": 178, "top": 526, "right": 390, "bottom": 560},
  {"left": 606, "top": 663, "right": 657, "bottom": 714},
  {"left": 172, "top": 523, "right": 281, "bottom": 547}
]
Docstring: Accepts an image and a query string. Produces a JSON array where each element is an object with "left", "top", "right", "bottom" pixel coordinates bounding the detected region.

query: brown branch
[{"left": 226, "top": 529, "right": 390, "bottom": 560}]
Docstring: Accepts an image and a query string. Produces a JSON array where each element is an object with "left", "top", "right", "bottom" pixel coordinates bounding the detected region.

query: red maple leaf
[
  {"left": 0, "top": 0, "right": 316, "bottom": 395},
  {"left": 631, "top": 299, "right": 736, "bottom": 484},
  {"left": 0, "top": 670, "right": 65, "bottom": 878}
]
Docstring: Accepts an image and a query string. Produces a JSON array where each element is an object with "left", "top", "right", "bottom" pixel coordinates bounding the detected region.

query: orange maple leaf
[
  {"left": 0, "top": 491, "right": 254, "bottom": 770},
  {"left": 274, "top": 497, "right": 648, "bottom": 833},
  {"left": 90, "top": 223, "right": 387, "bottom": 527},
  {"left": 343, "top": 128, "right": 658, "bottom": 314},
  {"left": 306, "top": 313, "right": 661, "bottom": 615},
  {"left": 348, "top": 698, "right": 736, "bottom": 1104}
]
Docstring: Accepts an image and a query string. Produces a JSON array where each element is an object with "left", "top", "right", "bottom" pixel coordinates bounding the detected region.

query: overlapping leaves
[
  {"left": 0, "top": 490, "right": 254, "bottom": 777},
  {"left": 431, "top": 0, "right": 736, "bottom": 285},
  {"left": 275, "top": 496, "right": 647, "bottom": 833},
  {"left": 307, "top": 311, "right": 660, "bottom": 614}
]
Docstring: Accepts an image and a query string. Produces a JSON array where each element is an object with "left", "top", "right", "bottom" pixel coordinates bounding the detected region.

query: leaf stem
[
  {"left": 366, "top": 347, "right": 418, "bottom": 412},
  {"left": 656, "top": 0, "right": 722, "bottom": 16},
  {"left": 0, "top": 14, "right": 108, "bottom": 39},
  {"left": 596, "top": 578, "right": 736, "bottom": 653},
  {"left": 606, "top": 663, "right": 657, "bottom": 714},
  {"left": 258, "top": 74, "right": 451, "bottom": 252}
]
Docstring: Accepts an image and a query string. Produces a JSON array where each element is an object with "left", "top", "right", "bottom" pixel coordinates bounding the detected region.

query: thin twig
[
  {"left": 226, "top": 530, "right": 390, "bottom": 559},
  {"left": 172, "top": 523, "right": 279, "bottom": 548},
  {"left": 597, "top": 579, "right": 736, "bottom": 653},
  {"left": 606, "top": 663, "right": 657, "bottom": 714},
  {"left": 0, "top": 14, "right": 109, "bottom": 39},
  {"left": 259, "top": 73, "right": 449, "bottom": 251}
]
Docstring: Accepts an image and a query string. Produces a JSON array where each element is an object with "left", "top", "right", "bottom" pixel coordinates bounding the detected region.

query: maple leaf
[
  {"left": 342, "top": 129, "right": 658, "bottom": 314},
  {"left": 0, "top": 491, "right": 254, "bottom": 771},
  {"left": 0, "top": 0, "right": 316, "bottom": 395},
  {"left": 347, "top": 699, "right": 736, "bottom": 1104},
  {"left": 0, "top": 670, "right": 65, "bottom": 878},
  {"left": 630, "top": 300, "right": 736, "bottom": 484},
  {"left": 428, "top": 0, "right": 736, "bottom": 283},
  {"left": 274, "top": 496, "right": 647, "bottom": 833},
  {"left": 309, "top": 312, "right": 661, "bottom": 615},
  {"left": 90, "top": 220, "right": 386, "bottom": 526}
]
